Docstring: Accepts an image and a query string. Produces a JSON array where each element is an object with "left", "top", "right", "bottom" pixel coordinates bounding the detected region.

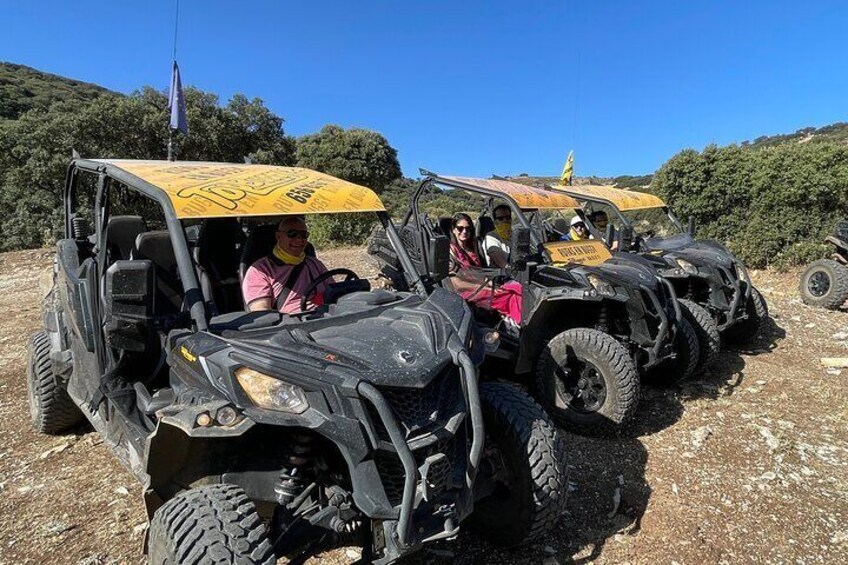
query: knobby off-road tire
[
  {"left": 148, "top": 484, "right": 274, "bottom": 565},
  {"left": 533, "top": 328, "right": 640, "bottom": 435},
  {"left": 27, "top": 330, "right": 82, "bottom": 434},
  {"left": 799, "top": 259, "right": 848, "bottom": 310},
  {"left": 470, "top": 382, "right": 568, "bottom": 546},
  {"left": 724, "top": 286, "right": 769, "bottom": 345},
  {"left": 678, "top": 299, "right": 720, "bottom": 372}
]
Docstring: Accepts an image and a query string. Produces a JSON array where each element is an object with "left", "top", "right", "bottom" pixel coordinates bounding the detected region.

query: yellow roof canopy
[
  {"left": 552, "top": 184, "right": 666, "bottom": 211},
  {"left": 439, "top": 176, "right": 581, "bottom": 210},
  {"left": 96, "top": 160, "right": 386, "bottom": 218}
]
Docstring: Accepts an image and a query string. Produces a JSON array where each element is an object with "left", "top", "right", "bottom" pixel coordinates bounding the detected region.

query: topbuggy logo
[{"left": 112, "top": 162, "right": 386, "bottom": 218}]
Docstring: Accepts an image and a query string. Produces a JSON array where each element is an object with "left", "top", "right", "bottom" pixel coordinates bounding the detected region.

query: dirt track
[{"left": 0, "top": 248, "right": 846, "bottom": 565}]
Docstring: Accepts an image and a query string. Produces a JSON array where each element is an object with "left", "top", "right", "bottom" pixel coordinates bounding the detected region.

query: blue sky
[{"left": 2, "top": 1, "right": 847, "bottom": 178}]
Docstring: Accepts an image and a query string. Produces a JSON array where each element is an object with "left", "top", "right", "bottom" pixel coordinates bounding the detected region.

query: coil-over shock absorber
[
  {"left": 595, "top": 302, "right": 610, "bottom": 333},
  {"left": 274, "top": 433, "right": 315, "bottom": 506}
]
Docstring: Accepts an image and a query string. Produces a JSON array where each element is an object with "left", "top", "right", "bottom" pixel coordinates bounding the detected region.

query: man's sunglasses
[
  {"left": 494, "top": 215, "right": 511, "bottom": 222},
  {"left": 279, "top": 229, "right": 310, "bottom": 239},
  {"left": 454, "top": 225, "right": 472, "bottom": 232},
  {"left": 573, "top": 223, "right": 586, "bottom": 229}
]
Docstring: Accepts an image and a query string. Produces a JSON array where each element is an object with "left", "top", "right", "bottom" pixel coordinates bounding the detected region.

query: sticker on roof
[
  {"left": 438, "top": 176, "right": 580, "bottom": 210},
  {"left": 544, "top": 240, "right": 612, "bottom": 267},
  {"left": 102, "top": 161, "right": 385, "bottom": 218},
  {"left": 553, "top": 184, "right": 665, "bottom": 210}
]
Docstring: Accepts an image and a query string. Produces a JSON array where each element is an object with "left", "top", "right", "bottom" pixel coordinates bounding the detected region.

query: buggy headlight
[
  {"left": 235, "top": 367, "right": 309, "bottom": 414},
  {"left": 675, "top": 259, "right": 698, "bottom": 275},
  {"left": 587, "top": 274, "right": 616, "bottom": 296}
]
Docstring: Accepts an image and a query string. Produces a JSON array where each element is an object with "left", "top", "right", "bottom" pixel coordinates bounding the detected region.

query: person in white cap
[{"left": 561, "top": 215, "right": 590, "bottom": 241}]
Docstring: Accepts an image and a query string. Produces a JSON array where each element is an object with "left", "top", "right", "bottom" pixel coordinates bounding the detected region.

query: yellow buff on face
[
  {"left": 495, "top": 223, "right": 512, "bottom": 241},
  {"left": 569, "top": 227, "right": 588, "bottom": 241},
  {"left": 272, "top": 244, "right": 305, "bottom": 265}
]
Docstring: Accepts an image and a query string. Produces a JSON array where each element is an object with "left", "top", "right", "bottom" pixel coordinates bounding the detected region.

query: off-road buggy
[
  {"left": 799, "top": 220, "right": 848, "bottom": 310},
  {"left": 553, "top": 184, "right": 766, "bottom": 350},
  {"left": 28, "top": 159, "right": 568, "bottom": 564},
  {"left": 368, "top": 173, "right": 699, "bottom": 434}
]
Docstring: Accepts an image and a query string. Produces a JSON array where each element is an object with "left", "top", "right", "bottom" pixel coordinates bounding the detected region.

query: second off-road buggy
[
  {"left": 28, "top": 159, "right": 568, "bottom": 564},
  {"left": 799, "top": 220, "right": 848, "bottom": 310},
  {"left": 369, "top": 173, "right": 700, "bottom": 434},
  {"left": 553, "top": 184, "right": 767, "bottom": 349}
]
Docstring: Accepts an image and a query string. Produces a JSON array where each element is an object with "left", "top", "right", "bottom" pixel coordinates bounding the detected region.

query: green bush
[
  {"left": 653, "top": 142, "right": 848, "bottom": 268},
  {"left": 772, "top": 242, "right": 831, "bottom": 271},
  {"left": 308, "top": 213, "right": 377, "bottom": 248}
]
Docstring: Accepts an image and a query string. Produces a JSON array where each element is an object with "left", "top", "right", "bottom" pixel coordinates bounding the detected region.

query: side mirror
[
  {"left": 104, "top": 260, "right": 155, "bottom": 352},
  {"left": 620, "top": 225, "right": 634, "bottom": 251},
  {"left": 510, "top": 225, "right": 532, "bottom": 270},
  {"left": 427, "top": 233, "right": 450, "bottom": 283},
  {"left": 688, "top": 215, "right": 696, "bottom": 236}
]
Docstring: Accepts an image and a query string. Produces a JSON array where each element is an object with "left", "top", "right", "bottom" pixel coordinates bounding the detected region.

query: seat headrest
[
  {"left": 197, "top": 218, "right": 245, "bottom": 274},
  {"left": 134, "top": 231, "right": 177, "bottom": 271},
  {"left": 478, "top": 215, "right": 495, "bottom": 238},
  {"left": 105, "top": 216, "right": 147, "bottom": 260},
  {"left": 438, "top": 217, "right": 454, "bottom": 238},
  {"left": 552, "top": 218, "right": 569, "bottom": 233}
]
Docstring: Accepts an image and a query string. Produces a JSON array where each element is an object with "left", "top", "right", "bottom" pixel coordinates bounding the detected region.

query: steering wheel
[{"left": 300, "top": 268, "right": 360, "bottom": 312}]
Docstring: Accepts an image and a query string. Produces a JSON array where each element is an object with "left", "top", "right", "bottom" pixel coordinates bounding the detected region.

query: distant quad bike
[
  {"left": 799, "top": 220, "right": 848, "bottom": 310},
  {"left": 369, "top": 173, "right": 699, "bottom": 435},
  {"left": 28, "top": 159, "right": 568, "bottom": 564},
  {"left": 554, "top": 184, "right": 765, "bottom": 350}
]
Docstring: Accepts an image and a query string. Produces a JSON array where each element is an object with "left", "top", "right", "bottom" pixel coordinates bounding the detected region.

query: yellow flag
[{"left": 560, "top": 150, "right": 574, "bottom": 185}]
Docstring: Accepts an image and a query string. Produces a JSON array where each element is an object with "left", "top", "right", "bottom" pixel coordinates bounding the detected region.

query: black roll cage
[
  {"left": 547, "top": 185, "right": 686, "bottom": 236},
  {"left": 64, "top": 159, "right": 429, "bottom": 334},
  {"left": 405, "top": 171, "right": 548, "bottom": 251}
]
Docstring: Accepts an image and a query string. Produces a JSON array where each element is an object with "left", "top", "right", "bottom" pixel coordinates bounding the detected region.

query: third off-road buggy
[
  {"left": 28, "top": 159, "right": 567, "bottom": 564},
  {"left": 552, "top": 184, "right": 767, "bottom": 349},
  {"left": 799, "top": 219, "right": 848, "bottom": 310},
  {"left": 369, "top": 173, "right": 699, "bottom": 434}
]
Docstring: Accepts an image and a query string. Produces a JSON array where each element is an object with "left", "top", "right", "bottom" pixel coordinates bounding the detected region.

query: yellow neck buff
[
  {"left": 272, "top": 244, "right": 305, "bottom": 265},
  {"left": 494, "top": 223, "right": 512, "bottom": 241},
  {"left": 569, "top": 227, "right": 588, "bottom": 241}
]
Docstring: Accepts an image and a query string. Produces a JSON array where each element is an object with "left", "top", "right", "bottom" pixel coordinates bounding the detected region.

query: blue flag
[{"left": 168, "top": 60, "right": 188, "bottom": 134}]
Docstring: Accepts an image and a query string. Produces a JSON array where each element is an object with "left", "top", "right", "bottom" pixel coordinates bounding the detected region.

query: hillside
[
  {"left": 0, "top": 62, "right": 112, "bottom": 120},
  {"left": 745, "top": 122, "right": 848, "bottom": 149}
]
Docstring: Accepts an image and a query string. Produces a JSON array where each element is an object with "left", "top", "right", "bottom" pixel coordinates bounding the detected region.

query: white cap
[{"left": 570, "top": 215, "right": 585, "bottom": 227}]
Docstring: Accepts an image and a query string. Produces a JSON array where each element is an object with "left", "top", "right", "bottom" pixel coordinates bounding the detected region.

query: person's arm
[
  {"left": 484, "top": 236, "right": 509, "bottom": 269},
  {"left": 242, "top": 264, "right": 275, "bottom": 312}
]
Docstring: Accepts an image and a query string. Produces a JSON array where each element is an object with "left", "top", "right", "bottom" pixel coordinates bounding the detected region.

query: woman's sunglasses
[
  {"left": 454, "top": 225, "right": 472, "bottom": 233},
  {"left": 279, "top": 229, "right": 310, "bottom": 239}
]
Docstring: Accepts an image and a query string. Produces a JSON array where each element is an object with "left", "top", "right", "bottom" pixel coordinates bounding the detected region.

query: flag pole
[{"left": 167, "top": 0, "right": 180, "bottom": 161}]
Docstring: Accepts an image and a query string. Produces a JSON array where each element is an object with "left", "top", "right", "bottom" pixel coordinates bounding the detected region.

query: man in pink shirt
[{"left": 242, "top": 216, "right": 330, "bottom": 314}]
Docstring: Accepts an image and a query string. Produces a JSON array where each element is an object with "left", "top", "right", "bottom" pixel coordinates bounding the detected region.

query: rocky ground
[{"left": 0, "top": 248, "right": 846, "bottom": 565}]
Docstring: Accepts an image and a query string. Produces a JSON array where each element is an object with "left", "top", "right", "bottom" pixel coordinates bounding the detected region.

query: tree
[
  {"left": 295, "top": 125, "right": 401, "bottom": 192},
  {"left": 0, "top": 87, "right": 295, "bottom": 250}
]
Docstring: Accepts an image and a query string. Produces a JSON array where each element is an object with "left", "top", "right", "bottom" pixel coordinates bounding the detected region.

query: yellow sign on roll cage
[
  {"left": 544, "top": 240, "right": 613, "bottom": 267},
  {"left": 95, "top": 160, "right": 386, "bottom": 218},
  {"left": 550, "top": 184, "right": 666, "bottom": 211}
]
